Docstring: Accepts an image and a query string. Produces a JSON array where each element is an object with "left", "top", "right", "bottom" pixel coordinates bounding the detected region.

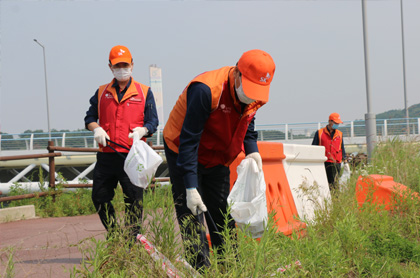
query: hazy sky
[{"left": 1, "top": 0, "right": 420, "bottom": 134}]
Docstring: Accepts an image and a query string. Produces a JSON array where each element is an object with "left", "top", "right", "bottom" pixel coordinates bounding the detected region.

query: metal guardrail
[
  {"left": 0, "top": 141, "right": 168, "bottom": 202},
  {"left": 0, "top": 130, "right": 164, "bottom": 152},
  {"left": 256, "top": 117, "right": 420, "bottom": 142},
  {"left": 0, "top": 118, "right": 419, "bottom": 152}
]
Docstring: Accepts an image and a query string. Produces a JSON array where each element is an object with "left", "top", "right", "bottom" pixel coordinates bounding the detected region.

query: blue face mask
[{"left": 332, "top": 124, "right": 340, "bottom": 129}]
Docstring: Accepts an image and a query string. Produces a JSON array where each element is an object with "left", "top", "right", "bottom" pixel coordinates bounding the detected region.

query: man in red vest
[
  {"left": 312, "top": 112, "right": 348, "bottom": 191},
  {"left": 84, "top": 45, "right": 158, "bottom": 241},
  {"left": 163, "top": 49, "right": 275, "bottom": 270}
]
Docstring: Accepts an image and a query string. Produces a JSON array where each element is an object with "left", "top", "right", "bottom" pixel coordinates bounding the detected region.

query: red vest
[
  {"left": 163, "top": 66, "right": 264, "bottom": 167},
  {"left": 98, "top": 79, "right": 149, "bottom": 153},
  {"left": 318, "top": 127, "right": 343, "bottom": 163}
]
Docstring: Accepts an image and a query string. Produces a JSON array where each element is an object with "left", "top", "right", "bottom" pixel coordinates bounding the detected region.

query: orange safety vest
[
  {"left": 318, "top": 127, "right": 343, "bottom": 163},
  {"left": 163, "top": 66, "right": 265, "bottom": 168},
  {"left": 98, "top": 79, "right": 149, "bottom": 153}
]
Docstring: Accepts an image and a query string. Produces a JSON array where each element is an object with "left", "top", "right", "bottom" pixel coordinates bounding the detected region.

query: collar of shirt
[
  {"left": 325, "top": 125, "right": 336, "bottom": 138},
  {"left": 112, "top": 77, "right": 132, "bottom": 102}
]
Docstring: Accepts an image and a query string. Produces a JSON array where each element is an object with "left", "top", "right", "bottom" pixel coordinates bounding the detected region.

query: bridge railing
[
  {"left": 256, "top": 117, "right": 420, "bottom": 142},
  {"left": 1, "top": 118, "right": 419, "bottom": 152}
]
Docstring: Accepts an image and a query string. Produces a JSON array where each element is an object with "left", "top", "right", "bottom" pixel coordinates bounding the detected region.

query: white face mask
[
  {"left": 112, "top": 67, "right": 132, "bottom": 81},
  {"left": 235, "top": 76, "right": 255, "bottom": 104}
]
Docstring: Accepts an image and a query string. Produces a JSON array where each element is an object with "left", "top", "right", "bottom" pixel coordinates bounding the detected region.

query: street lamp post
[
  {"left": 361, "top": 0, "right": 377, "bottom": 162},
  {"left": 400, "top": 0, "right": 409, "bottom": 135},
  {"left": 33, "top": 39, "right": 52, "bottom": 140}
]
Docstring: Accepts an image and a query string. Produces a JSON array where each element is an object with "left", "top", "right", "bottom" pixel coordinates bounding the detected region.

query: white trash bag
[
  {"left": 339, "top": 162, "right": 351, "bottom": 186},
  {"left": 124, "top": 135, "right": 163, "bottom": 189},
  {"left": 228, "top": 158, "right": 268, "bottom": 238}
]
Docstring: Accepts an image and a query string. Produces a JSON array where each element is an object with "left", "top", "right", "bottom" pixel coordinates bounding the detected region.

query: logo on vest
[
  {"left": 129, "top": 97, "right": 142, "bottom": 102},
  {"left": 105, "top": 93, "right": 113, "bottom": 99},
  {"left": 260, "top": 73, "right": 271, "bottom": 83},
  {"left": 219, "top": 103, "right": 231, "bottom": 114}
]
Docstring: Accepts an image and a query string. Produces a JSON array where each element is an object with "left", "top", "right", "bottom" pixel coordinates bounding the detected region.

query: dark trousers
[
  {"left": 325, "top": 162, "right": 341, "bottom": 191},
  {"left": 92, "top": 152, "right": 144, "bottom": 238},
  {"left": 164, "top": 140, "right": 235, "bottom": 270}
]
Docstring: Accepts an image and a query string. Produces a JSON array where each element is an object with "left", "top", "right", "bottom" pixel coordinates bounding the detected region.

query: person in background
[
  {"left": 312, "top": 112, "right": 348, "bottom": 190},
  {"left": 163, "top": 49, "right": 276, "bottom": 270},
  {"left": 84, "top": 45, "right": 158, "bottom": 241}
]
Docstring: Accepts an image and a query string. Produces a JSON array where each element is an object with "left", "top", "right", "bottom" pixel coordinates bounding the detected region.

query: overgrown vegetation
[
  {"left": 3, "top": 138, "right": 420, "bottom": 277},
  {"left": 2, "top": 168, "right": 96, "bottom": 217}
]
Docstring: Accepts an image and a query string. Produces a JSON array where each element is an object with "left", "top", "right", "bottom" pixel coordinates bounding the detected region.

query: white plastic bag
[
  {"left": 339, "top": 162, "right": 351, "bottom": 186},
  {"left": 124, "top": 136, "right": 163, "bottom": 189},
  {"left": 227, "top": 158, "right": 268, "bottom": 238}
]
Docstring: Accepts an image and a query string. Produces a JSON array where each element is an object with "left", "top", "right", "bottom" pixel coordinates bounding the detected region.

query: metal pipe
[
  {"left": 400, "top": 0, "right": 409, "bottom": 135},
  {"left": 361, "top": 0, "right": 377, "bottom": 161},
  {"left": 33, "top": 39, "right": 52, "bottom": 140},
  {"left": 8, "top": 164, "right": 37, "bottom": 183},
  {"left": 0, "top": 152, "right": 62, "bottom": 161},
  {"left": 0, "top": 191, "right": 55, "bottom": 203},
  {"left": 71, "top": 162, "right": 96, "bottom": 183},
  {"left": 48, "top": 146, "right": 99, "bottom": 152}
]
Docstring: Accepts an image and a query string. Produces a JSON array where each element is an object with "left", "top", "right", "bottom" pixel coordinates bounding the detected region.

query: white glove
[
  {"left": 246, "top": 152, "right": 263, "bottom": 171},
  {"left": 129, "top": 127, "right": 148, "bottom": 139},
  {"left": 186, "top": 188, "right": 207, "bottom": 215},
  {"left": 93, "top": 127, "right": 109, "bottom": 147}
]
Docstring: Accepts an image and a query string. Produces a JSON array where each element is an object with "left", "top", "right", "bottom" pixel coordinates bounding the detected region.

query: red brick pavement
[{"left": 0, "top": 214, "right": 105, "bottom": 278}]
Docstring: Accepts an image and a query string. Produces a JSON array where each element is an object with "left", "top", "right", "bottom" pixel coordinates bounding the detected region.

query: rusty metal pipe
[
  {"left": 47, "top": 146, "right": 99, "bottom": 152},
  {"left": 0, "top": 152, "right": 62, "bottom": 161},
  {"left": 0, "top": 191, "right": 55, "bottom": 203}
]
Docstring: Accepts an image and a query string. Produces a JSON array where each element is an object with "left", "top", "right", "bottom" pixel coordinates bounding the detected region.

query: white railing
[
  {"left": 256, "top": 117, "right": 420, "bottom": 143},
  {"left": 0, "top": 118, "right": 419, "bottom": 152}
]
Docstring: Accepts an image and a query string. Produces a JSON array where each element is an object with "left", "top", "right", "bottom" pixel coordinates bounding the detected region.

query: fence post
[
  {"left": 156, "top": 128, "right": 161, "bottom": 146},
  {"left": 384, "top": 119, "right": 388, "bottom": 137},
  {"left": 285, "top": 124, "right": 288, "bottom": 141},
  {"left": 48, "top": 141, "right": 56, "bottom": 202},
  {"left": 30, "top": 133, "right": 34, "bottom": 150},
  {"left": 351, "top": 121, "right": 354, "bottom": 138},
  {"left": 418, "top": 118, "right": 420, "bottom": 135},
  {"left": 62, "top": 132, "right": 66, "bottom": 147}
]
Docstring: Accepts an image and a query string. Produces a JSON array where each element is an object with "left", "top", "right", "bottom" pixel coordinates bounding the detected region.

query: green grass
[
  {"left": 3, "top": 139, "right": 420, "bottom": 277},
  {"left": 3, "top": 182, "right": 97, "bottom": 218},
  {"left": 0, "top": 247, "right": 15, "bottom": 278}
]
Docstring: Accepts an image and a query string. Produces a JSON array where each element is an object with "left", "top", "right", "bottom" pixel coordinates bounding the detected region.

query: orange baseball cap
[
  {"left": 109, "top": 45, "right": 132, "bottom": 65},
  {"left": 329, "top": 112, "right": 343, "bottom": 124},
  {"left": 237, "top": 49, "right": 276, "bottom": 103}
]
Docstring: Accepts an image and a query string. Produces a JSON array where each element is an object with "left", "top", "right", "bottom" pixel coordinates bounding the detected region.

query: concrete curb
[{"left": 0, "top": 204, "right": 36, "bottom": 223}]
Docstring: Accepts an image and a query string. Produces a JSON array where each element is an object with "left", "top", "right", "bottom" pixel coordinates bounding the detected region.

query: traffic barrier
[
  {"left": 356, "top": 175, "right": 420, "bottom": 210},
  {"left": 282, "top": 144, "right": 331, "bottom": 223},
  {"left": 229, "top": 142, "right": 306, "bottom": 237}
]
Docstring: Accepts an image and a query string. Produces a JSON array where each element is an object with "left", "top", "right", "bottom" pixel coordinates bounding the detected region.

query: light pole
[
  {"left": 33, "top": 39, "right": 51, "bottom": 140},
  {"left": 400, "top": 0, "right": 409, "bottom": 135},
  {"left": 361, "top": 0, "right": 377, "bottom": 162}
]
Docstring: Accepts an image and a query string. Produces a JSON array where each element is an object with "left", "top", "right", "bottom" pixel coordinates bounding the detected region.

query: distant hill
[{"left": 376, "top": 103, "right": 420, "bottom": 120}]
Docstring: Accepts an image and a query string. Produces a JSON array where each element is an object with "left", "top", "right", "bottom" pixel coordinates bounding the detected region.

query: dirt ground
[{"left": 0, "top": 214, "right": 106, "bottom": 278}]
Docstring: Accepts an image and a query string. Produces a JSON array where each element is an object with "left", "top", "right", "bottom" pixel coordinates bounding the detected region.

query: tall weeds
[
  {"left": 73, "top": 140, "right": 420, "bottom": 277},
  {"left": 5, "top": 139, "right": 420, "bottom": 277}
]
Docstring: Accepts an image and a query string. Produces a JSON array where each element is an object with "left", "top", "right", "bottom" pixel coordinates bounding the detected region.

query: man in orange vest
[
  {"left": 163, "top": 49, "right": 275, "bottom": 270},
  {"left": 84, "top": 45, "right": 158, "bottom": 241},
  {"left": 312, "top": 112, "right": 348, "bottom": 190}
]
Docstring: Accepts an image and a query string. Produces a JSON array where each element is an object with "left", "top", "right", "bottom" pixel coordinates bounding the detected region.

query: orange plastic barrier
[
  {"left": 355, "top": 175, "right": 420, "bottom": 210},
  {"left": 229, "top": 142, "right": 306, "bottom": 237}
]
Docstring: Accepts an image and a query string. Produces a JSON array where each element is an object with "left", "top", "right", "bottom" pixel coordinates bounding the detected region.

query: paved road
[{"left": 0, "top": 214, "right": 105, "bottom": 278}]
